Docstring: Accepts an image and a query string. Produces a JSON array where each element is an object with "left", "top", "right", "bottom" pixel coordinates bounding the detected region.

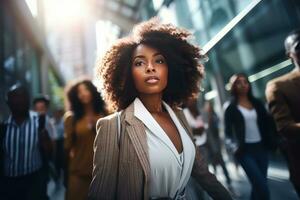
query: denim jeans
[{"left": 236, "top": 142, "right": 270, "bottom": 200}]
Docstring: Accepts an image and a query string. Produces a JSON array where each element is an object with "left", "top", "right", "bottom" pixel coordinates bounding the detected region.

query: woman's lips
[{"left": 145, "top": 76, "right": 159, "bottom": 84}]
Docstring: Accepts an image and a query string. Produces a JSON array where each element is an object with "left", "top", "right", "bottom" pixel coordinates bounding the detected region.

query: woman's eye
[
  {"left": 156, "top": 58, "right": 165, "bottom": 64},
  {"left": 134, "top": 61, "right": 143, "bottom": 66}
]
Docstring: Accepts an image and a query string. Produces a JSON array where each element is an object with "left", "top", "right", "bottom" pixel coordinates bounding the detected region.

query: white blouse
[
  {"left": 134, "top": 98, "right": 196, "bottom": 199},
  {"left": 237, "top": 105, "right": 262, "bottom": 143}
]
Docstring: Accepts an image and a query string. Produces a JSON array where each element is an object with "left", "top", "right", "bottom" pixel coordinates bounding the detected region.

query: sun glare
[
  {"left": 25, "top": 0, "right": 37, "bottom": 17},
  {"left": 45, "top": 0, "right": 88, "bottom": 25}
]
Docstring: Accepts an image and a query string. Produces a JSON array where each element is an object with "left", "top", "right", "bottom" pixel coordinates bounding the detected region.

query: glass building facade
[{"left": 139, "top": 0, "right": 300, "bottom": 114}]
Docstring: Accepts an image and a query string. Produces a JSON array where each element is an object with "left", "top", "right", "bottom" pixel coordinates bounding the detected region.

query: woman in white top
[
  {"left": 224, "top": 73, "right": 276, "bottom": 200},
  {"left": 88, "top": 18, "right": 232, "bottom": 200}
]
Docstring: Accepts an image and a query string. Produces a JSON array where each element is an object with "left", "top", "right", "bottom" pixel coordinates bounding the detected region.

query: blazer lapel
[{"left": 123, "top": 103, "right": 151, "bottom": 183}]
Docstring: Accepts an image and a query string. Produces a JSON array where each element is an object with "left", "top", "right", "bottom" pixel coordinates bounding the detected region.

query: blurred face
[
  {"left": 131, "top": 44, "right": 168, "bottom": 96},
  {"left": 77, "top": 83, "right": 92, "bottom": 104},
  {"left": 289, "top": 43, "right": 300, "bottom": 66},
  {"left": 233, "top": 76, "right": 250, "bottom": 96},
  {"left": 7, "top": 91, "right": 30, "bottom": 115},
  {"left": 34, "top": 101, "right": 48, "bottom": 115}
]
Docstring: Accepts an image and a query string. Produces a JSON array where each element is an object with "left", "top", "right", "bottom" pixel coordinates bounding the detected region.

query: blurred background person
[
  {"left": 52, "top": 108, "right": 65, "bottom": 187},
  {"left": 0, "top": 84, "right": 51, "bottom": 200},
  {"left": 183, "top": 97, "right": 207, "bottom": 200},
  {"left": 224, "top": 73, "right": 275, "bottom": 200},
  {"left": 183, "top": 98, "right": 206, "bottom": 160},
  {"left": 33, "top": 95, "right": 57, "bottom": 197},
  {"left": 33, "top": 95, "right": 57, "bottom": 153},
  {"left": 33, "top": 95, "right": 57, "bottom": 140},
  {"left": 64, "top": 79, "right": 107, "bottom": 200},
  {"left": 266, "top": 29, "right": 300, "bottom": 197},
  {"left": 203, "top": 101, "right": 236, "bottom": 195}
]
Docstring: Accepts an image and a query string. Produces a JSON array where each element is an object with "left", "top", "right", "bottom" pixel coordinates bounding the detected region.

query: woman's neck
[
  {"left": 83, "top": 103, "right": 95, "bottom": 115},
  {"left": 237, "top": 94, "right": 254, "bottom": 109},
  {"left": 237, "top": 94, "right": 249, "bottom": 103},
  {"left": 138, "top": 94, "right": 164, "bottom": 114}
]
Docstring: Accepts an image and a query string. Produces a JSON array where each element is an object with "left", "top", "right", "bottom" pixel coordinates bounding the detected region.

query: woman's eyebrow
[
  {"left": 133, "top": 52, "right": 162, "bottom": 60},
  {"left": 132, "top": 55, "right": 145, "bottom": 60},
  {"left": 153, "top": 52, "right": 163, "bottom": 57}
]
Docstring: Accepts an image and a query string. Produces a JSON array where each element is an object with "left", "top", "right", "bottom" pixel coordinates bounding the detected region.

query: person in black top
[{"left": 224, "top": 73, "right": 275, "bottom": 200}]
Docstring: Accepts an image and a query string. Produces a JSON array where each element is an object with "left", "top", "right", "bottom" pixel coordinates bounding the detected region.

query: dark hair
[
  {"left": 6, "top": 83, "right": 29, "bottom": 102},
  {"left": 33, "top": 95, "right": 50, "bottom": 107},
  {"left": 229, "top": 73, "right": 254, "bottom": 101},
  {"left": 65, "top": 79, "right": 106, "bottom": 120},
  {"left": 285, "top": 29, "right": 300, "bottom": 54},
  {"left": 97, "top": 18, "right": 205, "bottom": 111}
]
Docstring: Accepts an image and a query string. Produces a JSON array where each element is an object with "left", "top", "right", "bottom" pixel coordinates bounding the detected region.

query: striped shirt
[{"left": 3, "top": 111, "right": 42, "bottom": 177}]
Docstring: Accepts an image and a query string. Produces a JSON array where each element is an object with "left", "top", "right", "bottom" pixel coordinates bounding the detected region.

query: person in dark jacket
[{"left": 224, "top": 73, "right": 275, "bottom": 200}]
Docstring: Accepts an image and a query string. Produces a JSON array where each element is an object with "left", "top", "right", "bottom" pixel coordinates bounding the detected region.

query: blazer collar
[
  {"left": 124, "top": 100, "right": 193, "bottom": 137},
  {"left": 122, "top": 101, "right": 194, "bottom": 186}
]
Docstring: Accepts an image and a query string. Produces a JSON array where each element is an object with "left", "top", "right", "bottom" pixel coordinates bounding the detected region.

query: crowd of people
[{"left": 0, "top": 18, "right": 300, "bottom": 200}]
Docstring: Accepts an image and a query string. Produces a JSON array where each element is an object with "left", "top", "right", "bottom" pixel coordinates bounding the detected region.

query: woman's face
[
  {"left": 233, "top": 75, "right": 250, "bottom": 96},
  {"left": 131, "top": 44, "right": 168, "bottom": 96},
  {"left": 77, "top": 83, "right": 92, "bottom": 104}
]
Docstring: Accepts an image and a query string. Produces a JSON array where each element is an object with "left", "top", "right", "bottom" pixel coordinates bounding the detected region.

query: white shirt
[
  {"left": 183, "top": 108, "right": 207, "bottom": 146},
  {"left": 237, "top": 105, "right": 261, "bottom": 143},
  {"left": 45, "top": 115, "right": 57, "bottom": 140},
  {"left": 134, "top": 98, "right": 195, "bottom": 199}
]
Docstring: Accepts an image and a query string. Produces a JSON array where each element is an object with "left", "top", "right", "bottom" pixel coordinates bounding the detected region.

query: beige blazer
[{"left": 88, "top": 102, "right": 232, "bottom": 200}]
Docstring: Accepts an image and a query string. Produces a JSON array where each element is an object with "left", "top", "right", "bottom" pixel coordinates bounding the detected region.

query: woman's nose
[{"left": 146, "top": 63, "right": 156, "bottom": 73}]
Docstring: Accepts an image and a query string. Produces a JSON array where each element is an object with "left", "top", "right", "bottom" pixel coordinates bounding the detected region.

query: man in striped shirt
[{"left": 0, "top": 84, "right": 49, "bottom": 200}]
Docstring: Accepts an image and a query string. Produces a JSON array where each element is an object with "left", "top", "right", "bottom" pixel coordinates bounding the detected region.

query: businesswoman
[
  {"left": 224, "top": 73, "right": 275, "bottom": 200},
  {"left": 89, "top": 18, "right": 232, "bottom": 200},
  {"left": 64, "top": 79, "right": 107, "bottom": 200}
]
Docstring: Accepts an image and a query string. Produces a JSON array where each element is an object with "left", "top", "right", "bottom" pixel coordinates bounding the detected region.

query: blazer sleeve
[
  {"left": 88, "top": 116, "right": 119, "bottom": 200},
  {"left": 191, "top": 149, "right": 232, "bottom": 200},
  {"left": 266, "top": 81, "right": 300, "bottom": 136},
  {"left": 177, "top": 109, "right": 232, "bottom": 200}
]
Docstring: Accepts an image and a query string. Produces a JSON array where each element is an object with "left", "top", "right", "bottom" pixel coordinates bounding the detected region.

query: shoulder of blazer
[{"left": 96, "top": 112, "right": 119, "bottom": 130}]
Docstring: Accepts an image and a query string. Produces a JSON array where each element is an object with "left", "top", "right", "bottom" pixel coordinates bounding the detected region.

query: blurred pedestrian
[
  {"left": 203, "top": 101, "right": 238, "bottom": 197},
  {"left": 265, "top": 29, "right": 300, "bottom": 197},
  {"left": 183, "top": 98, "right": 208, "bottom": 200},
  {"left": 33, "top": 95, "right": 57, "bottom": 139},
  {"left": 33, "top": 95, "right": 57, "bottom": 197},
  {"left": 89, "top": 18, "right": 232, "bottom": 200},
  {"left": 64, "top": 79, "right": 107, "bottom": 200},
  {"left": 224, "top": 73, "right": 275, "bottom": 200},
  {"left": 52, "top": 108, "right": 65, "bottom": 183},
  {"left": 0, "top": 84, "right": 52, "bottom": 200}
]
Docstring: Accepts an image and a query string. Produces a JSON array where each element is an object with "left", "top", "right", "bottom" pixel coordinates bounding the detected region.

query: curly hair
[
  {"left": 97, "top": 18, "right": 205, "bottom": 111},
  {"left": 65, "top": 79, "right": 107, "bottom": 120}
]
